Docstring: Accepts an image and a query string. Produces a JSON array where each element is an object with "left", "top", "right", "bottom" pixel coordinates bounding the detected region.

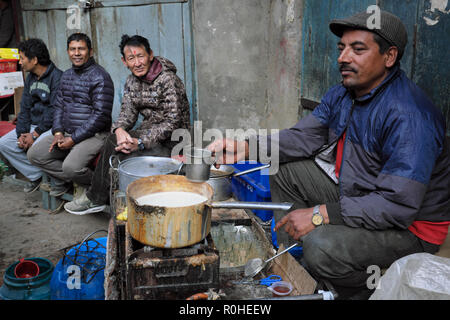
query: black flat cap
[{"left": 329, "top": 10, "right": 408, "bottom": 59}]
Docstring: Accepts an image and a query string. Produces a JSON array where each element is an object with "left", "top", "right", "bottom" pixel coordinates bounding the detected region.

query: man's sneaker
[
  {"left": 64, "top": 192, "right": 106, "bottom": 215},
  {"left": 23, "top": 179, "right": 42, "bottom": 193},
  {"left": 49, "top": 183, "right": 71, "bottom": 197}
]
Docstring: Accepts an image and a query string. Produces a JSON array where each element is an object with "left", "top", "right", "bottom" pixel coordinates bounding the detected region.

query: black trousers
[
  {"left": 269, "top": 159, "right": 439, "bottom": 294},
  {"left": 86, "top": 133, "right": 171, "bottom": 205}
]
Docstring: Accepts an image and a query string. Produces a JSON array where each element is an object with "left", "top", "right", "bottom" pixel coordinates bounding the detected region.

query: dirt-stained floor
[{"left": 0, "top": 176, "right": 110, "bottom": 287}]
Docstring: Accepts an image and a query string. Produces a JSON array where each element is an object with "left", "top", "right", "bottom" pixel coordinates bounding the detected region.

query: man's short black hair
[
  {"left": 372, "top": 32, "right": 400, "bottom": 66},
  {"left": 119, "top": 34, "right": 151, "bottom": 57},
  {"left": 67, "top": 32, "right": 92, "bottom": 51},
  {"left": 372, "top": 33, "right": 393, "bottom": 55},
  {"left": 18, "top": 38, "right": 51, "bottom": 66}
]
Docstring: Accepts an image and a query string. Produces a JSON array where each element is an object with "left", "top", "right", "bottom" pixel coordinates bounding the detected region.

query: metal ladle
[{"left": 244, "top": 243, "right": 299, "bottom": 278}]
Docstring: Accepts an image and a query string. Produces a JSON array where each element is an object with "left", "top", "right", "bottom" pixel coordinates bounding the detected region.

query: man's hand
[
  {"left": 115, "top": 138, "right": 139, "bottom": 154},
  {"left": 114, "top": 128, "right": 138, "bottom": 154},
  {"left": 17, "top": 135, "right": 26, "bottom": 149},
  {"left": 115, "top": 127, "right": 134, "bottom": 145},
  {"left": 20, "top": 133, "right": 34, "bottom": 150},
  {"left": 274, "top": 205, "right": 329, "bottom": 240},
  {"left": 114, "top": 128, "right": 137, "bottom": 154},
  {"left": 57, "top": 136, "right": 75, "bottom": 150},
  {"left": 20, "top": 132, "right": 39, "bottom": 150},
  {"left": 206, "top": 138, "right": 248, "bottom": 168}
]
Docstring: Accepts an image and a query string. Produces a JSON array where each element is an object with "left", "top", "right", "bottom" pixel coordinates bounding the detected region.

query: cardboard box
[
  {"left": 270, "top": 244, "right": 317, "bottom": 295},
  {"left": 211, "top": 207, "right": 317, "bottom": 297},
  {"left": 14, "top": 86, "right": 23, "bottom": 116},
  {"left": 0, "top": 48, "right": 20, "bottom": 60}
]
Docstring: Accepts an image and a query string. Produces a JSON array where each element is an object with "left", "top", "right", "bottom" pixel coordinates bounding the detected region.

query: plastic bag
[{"left": 369, "top": 253, "right": 450, "bottom": 300}]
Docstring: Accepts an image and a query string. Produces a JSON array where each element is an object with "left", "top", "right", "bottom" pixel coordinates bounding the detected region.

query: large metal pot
[
  {"left": 127, "top": 175, "right": 213, "bottom": 248},
  {"left": 109, "top": 155, "right": 182, "bottom": 192},
  {"left": 126, "top": 175, "right": 292, "bottom": 248}
]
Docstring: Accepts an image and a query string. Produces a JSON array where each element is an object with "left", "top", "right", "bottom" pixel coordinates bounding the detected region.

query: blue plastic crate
[{"left": 231, "top": 162, "right": 273, "bottom": 221}]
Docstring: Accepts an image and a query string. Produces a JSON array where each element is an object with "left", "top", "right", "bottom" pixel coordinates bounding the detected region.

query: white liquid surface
[{"left": 136, "top": 192, "right": 208, "bottom": 207}]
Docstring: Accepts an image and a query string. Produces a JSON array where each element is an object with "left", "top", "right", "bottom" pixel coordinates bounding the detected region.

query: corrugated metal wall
[
  {"left": 301, "top": 0, "right": 449, "bottom": 135},
  {"left": 19, "top": 0, "right": 197, "bottom": 123}
]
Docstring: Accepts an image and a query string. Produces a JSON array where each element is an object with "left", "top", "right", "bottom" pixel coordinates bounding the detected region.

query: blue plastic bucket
[
  {"left": 271, "top": 218, "right": 303, "bottom": 258},
  {"left": 50, "top": 237, "right": 107, "bottom": 300},
  {"left": 0, "top": 257, "right": 54, "bottom": 300}
]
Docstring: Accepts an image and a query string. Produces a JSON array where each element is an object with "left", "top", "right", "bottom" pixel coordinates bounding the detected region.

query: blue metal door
[{"left": 20, "top": 0, "right": 197, "bottom": 123}]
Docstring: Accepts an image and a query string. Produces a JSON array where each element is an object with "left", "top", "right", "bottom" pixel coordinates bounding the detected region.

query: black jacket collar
[{"left": 72, "top": 57, "right": 96, "bottom": 73}]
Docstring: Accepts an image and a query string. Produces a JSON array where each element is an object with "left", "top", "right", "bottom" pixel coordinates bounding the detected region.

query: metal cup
[{"left": 184, "top": 147, "right": 214, "bottom": 182}]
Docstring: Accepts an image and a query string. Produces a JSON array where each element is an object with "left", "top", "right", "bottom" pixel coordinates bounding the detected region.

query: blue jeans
[{"left": 0, "top": 126, "right": 52, "bottom": 181}]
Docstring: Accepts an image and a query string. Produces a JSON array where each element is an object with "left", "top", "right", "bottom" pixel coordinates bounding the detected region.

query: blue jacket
[
  {"left": 52, "top": 57, "right": 114, "bottom": 143},
  {"left": 15, "top": 62, "right": 62, "bottom": 137},
  {"left": 269, "top": 65, "right": 449, "bottom": 230}
]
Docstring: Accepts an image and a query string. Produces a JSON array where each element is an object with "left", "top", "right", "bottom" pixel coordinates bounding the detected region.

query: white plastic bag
[{"left": 369, "top": 253, "right": 450, "bottom": 300}]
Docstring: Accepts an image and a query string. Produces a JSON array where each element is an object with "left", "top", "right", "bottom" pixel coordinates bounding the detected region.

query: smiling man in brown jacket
[{"left": 64, "top": 34, "right": 190, "bottom": 215}]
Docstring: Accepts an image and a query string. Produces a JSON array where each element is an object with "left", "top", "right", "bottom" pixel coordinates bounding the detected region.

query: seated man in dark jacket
[
  {"left": 0, "top": 38, "right": 62, "bottom": 193},
  {"left": 28, "top": 33, "right": 114, "bottom": 198},
  {"left": 207, "top": 10, "right": 449, "bottom": 299},
  {"left": 63, "top": 34, "right": 190, "bottom": 215}
]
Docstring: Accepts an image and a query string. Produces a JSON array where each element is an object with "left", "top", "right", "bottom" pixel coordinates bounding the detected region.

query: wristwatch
[
  {"left": 311, "top": 205, "right": 324, "bottom": 227},
  {"left": 137, "top": 138, "right": 145, "bottom": 151}
]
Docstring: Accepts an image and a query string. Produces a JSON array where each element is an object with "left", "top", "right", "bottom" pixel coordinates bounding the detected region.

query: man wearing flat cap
[{"left": 208, "top": 10, "right": 449, "bottom": 299}]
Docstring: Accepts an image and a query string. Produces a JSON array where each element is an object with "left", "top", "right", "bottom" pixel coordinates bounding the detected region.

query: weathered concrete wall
[{"left": 192, "top": 0, "right": 303, "bottom": 133}]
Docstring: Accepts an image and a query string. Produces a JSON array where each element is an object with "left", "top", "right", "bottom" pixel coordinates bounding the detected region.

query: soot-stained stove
[
  {"left": 121, "top": 222, "right": 220, "bottom": 300},
  {"left": 105, "top": 194, "right": 277, "bottom": 300}
]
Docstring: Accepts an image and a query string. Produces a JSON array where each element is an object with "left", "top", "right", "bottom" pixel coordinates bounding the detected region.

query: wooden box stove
[
  {"left": 105, "top": 192, "right": 286, "bottom": 300},
  {"left": 118, "top": 221, "right": 220, "bottom": 300}
]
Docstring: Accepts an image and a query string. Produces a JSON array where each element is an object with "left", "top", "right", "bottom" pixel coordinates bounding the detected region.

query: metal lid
[{"left": 119, "top": 156, "right": 182, "bottom": 178}]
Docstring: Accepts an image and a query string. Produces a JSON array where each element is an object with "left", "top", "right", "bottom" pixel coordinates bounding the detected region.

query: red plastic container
[{"left": 0, "top": 59, "right": 18, "bottom": 73}]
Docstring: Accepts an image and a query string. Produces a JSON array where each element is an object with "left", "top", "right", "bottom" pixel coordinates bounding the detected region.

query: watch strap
[
  {"left": 313, "top": 205, "right": 320, "bottom": 215},
  {"left": 312, "top": 205, "right": 324, "bottom": 226},
  {"left": 137, "top": 138, "right": 145, "bottom": 151}
]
